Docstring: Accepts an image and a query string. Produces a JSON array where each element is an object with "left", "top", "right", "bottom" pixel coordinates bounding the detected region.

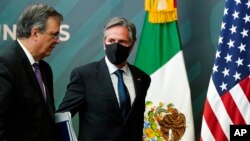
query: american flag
[{"left": 200, "top": 0, "right": 250, "bottom": 141}]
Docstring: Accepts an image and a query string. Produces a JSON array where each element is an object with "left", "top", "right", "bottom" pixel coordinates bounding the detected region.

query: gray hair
[
  {"left": 16, "top": 3, "right": 63, "bottom": 38},
  {"left": 103, "top": 17, "right": 137, "bottom": 42}
]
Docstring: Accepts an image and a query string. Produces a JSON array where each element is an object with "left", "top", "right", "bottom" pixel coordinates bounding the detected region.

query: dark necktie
[
  {"left": 33, "top": 63, "right": 46, "bottom": 100},
  {"left": 114, "top": 69, "right": 131, "bottom": 119}
]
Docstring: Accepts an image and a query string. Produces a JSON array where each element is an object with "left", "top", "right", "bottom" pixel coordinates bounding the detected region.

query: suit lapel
[
  {"left": 14, "top": 42, "right": 43, "bottom": 98},
  {"left": 130, "top": 65, "right": 143, "bottom": 99},
  {"left": 39, "top": 62, "right": 55, "bottom": 117},
  {"left": 124, "top": 65, "right": 143, "bottom": 121},
  {"left": 14, "top": 41, "right": 53, "bottom": 115},
  {"left": 96, "top": 58, "right": 123, "bottom": 119}
]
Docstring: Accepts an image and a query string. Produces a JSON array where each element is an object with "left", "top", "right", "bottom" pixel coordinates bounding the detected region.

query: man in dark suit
[
  {"left": 0, "top": 4, "right": 63, "bottom": 141},
  {"left": 57, "top": 17, "right": 151, "bottom": 141}
]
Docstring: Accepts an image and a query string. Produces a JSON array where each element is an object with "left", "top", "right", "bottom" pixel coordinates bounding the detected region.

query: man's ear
[{"left": 31, "top": 27, "right": 39, "bottom": 40}]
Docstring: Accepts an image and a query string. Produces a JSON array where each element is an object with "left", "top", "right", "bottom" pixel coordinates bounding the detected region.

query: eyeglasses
[
  {"left": 43, "top": 32, "right": 60, "bottom": 40},
  {"left": 34, "top": 27, "right": 60, "bottom": 40}
]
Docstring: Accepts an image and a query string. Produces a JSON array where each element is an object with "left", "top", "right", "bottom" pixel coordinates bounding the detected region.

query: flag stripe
[
  {"left": 221, "top": 90, "right": 246, "bottom": 124},
  {"left": 239, "top": 76, "right": 250, "bottom": 102},
  {"left": 232, "top": 77, "right": 250, "bottom": 124},
  {"left": 200, "top": 116, "right": 215, "bottom": 141},
  {"left": 203, "top": 99, "right": 228, "bottom": 141},
  {"left": 134, "top": 14, "right": 180, "bottom": 75},
  {"left": 230, "top": 79, "right": 250, "bottom": 123},
  {"left": 143, "top": 51, "right": 194, "bottom": 140},
  {"left": 205, "top": 79, "right": 232, "bottom": 140}
]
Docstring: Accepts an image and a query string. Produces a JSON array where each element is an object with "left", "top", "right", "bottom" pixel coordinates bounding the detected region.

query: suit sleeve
[
  {"left": 0, "top": 58, "right": 13, "bottom": 141},
  {"left": 57, "top": 68, "right": 85, "bottom": 116}
]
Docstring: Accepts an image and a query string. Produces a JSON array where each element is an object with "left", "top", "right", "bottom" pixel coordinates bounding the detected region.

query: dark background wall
[{"left": 0, "top": 0, "right": 224, "bottom": 140}]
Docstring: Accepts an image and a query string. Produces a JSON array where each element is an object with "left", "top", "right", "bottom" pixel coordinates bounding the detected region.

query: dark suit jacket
[
  {"left": 58, "top": 58, "right": 151, "bottom": 141},
  {"left": 0, "top": 41, "right": 57, "bottom": 141}
]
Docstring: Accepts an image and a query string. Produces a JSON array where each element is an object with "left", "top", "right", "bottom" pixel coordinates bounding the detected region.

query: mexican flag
[{"left": 134, "top": 0, "right": 195, "bottom": 140}]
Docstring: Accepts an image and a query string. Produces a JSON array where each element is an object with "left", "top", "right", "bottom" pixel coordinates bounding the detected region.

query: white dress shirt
[{"left": 105, "top": 56, "right": 136, "bottom": 107}]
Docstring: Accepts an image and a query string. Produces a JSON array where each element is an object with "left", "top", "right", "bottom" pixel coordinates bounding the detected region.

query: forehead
[
  {"left": 105, "top": 26, "right": 129, "bottom": 39},
  {"left": 46, "top": 16, "right": 61, "bottom": 32}
]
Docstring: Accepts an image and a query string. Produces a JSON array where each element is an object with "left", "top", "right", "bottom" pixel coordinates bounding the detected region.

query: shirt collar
[
  {"left": 17, "top": 39, "right": 36, "bottom": 65},
  {"left": 105, "top": 56, "right": 129, "bottom": 75}
]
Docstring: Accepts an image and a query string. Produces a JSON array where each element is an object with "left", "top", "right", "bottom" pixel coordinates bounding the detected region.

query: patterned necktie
[
  {"left": 114, "top": 69, "right": 131, "bottom": 119},
  {"left": 33, "top": 63, "right": 46, "bottom": 100}
]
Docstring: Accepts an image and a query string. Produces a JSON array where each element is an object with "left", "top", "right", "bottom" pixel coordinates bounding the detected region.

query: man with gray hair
[
  {"left": 58, "top": 17, "right": 151, "bottom": 141},
  {"left": 0, "top": 3, "right": 63, "bottom": 141}
]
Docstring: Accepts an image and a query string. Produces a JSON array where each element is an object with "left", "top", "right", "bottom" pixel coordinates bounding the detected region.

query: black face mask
[{"left": 105, "top": 43, "right": 131, "bottom": 64}]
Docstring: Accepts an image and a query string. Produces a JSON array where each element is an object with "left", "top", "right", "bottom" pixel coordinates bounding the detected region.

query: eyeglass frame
[
  {"left": 34, "top": 27, "right": 60, "bottom": 40},
  {"left": 43, "top": 31, "right": 60, "bottom": 40}
]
